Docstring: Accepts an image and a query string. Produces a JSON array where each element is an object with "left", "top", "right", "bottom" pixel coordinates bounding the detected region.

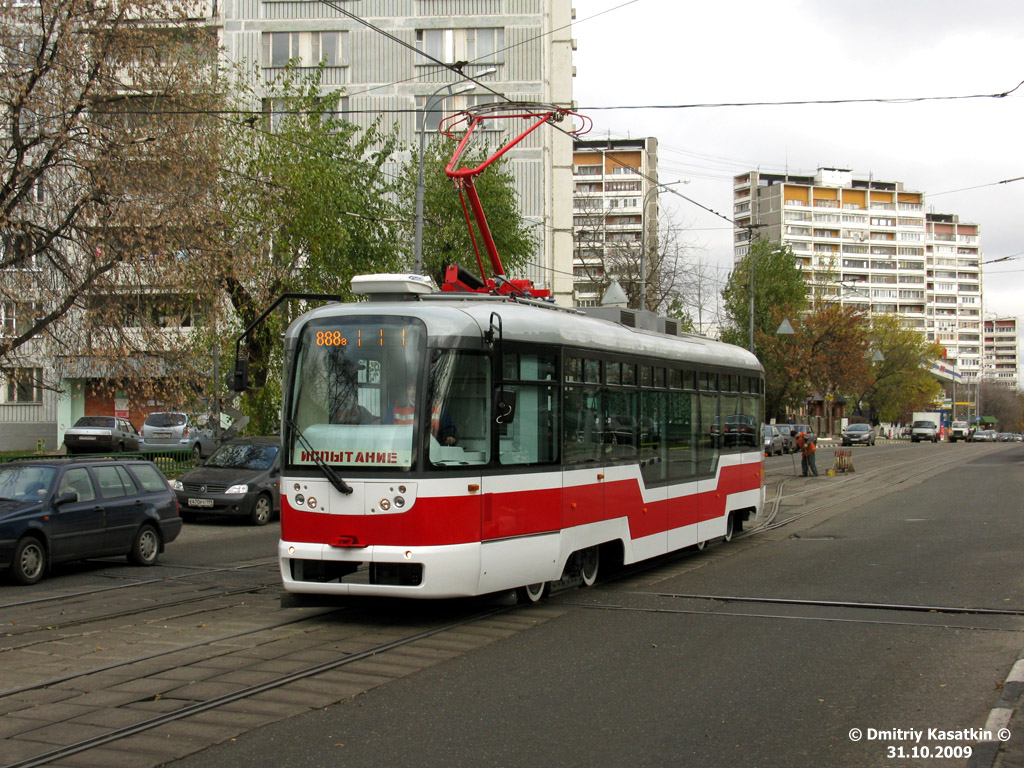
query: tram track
[
  {"left": 562, "top": 593, "right": 1024, "bottom": 633},
  {"left": 1, "top": 601, "right": 524, "bottom": 768},
  {"left": 0, "top": 559, "right": 278, "bottom": 611}
]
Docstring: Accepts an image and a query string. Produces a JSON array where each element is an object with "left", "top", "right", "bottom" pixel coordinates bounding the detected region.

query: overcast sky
[{"left": 571, "top": 0, "right": 1024, "bottom": 319}]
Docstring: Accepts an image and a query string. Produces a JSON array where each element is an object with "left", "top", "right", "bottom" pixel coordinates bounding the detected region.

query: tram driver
[{"left": 384, "top": 382, "right": 457, "bottom": 446}]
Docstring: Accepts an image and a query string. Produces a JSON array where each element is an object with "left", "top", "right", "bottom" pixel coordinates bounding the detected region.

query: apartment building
[
  {"left": 733, "top": 168, "right": 983, "bottom": 377},
  {"left": 220, "top": 0, "right": 576, "bottom": 303},
  {"left": 983, "top": 318, "right": 1020, "bottom": 389},
  {"left": 572, "top": 138, "right": 659, "bottom": 307}
]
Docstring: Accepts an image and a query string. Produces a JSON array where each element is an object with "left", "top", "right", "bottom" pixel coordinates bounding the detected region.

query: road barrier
[{"left": 832, "top": 448, "right": 855, "bottom": 473}]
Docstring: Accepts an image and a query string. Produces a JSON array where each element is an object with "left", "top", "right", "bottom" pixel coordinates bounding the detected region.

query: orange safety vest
[{"left": 392, "top": 402, "right": 415, "bottom": 426}]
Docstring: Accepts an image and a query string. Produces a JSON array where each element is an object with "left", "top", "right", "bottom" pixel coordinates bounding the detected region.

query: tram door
[{"left": 562, "top": 385, "right": 604, "bottom": 529}]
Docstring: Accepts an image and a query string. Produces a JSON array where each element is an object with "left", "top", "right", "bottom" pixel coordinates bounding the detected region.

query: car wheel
[
  {"left": 250, "top": 493, "right": 273, "bottom": 526},
  {"left": 11, "top": 537, "right": 46, "bottom": 585},
  {"left": 128, "top": 524, "right": 160, "bottom": 566}
]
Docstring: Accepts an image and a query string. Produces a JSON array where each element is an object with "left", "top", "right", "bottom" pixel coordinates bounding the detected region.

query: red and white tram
[{"left": 277, "top": 274, "right": 764, "bottom": 601}]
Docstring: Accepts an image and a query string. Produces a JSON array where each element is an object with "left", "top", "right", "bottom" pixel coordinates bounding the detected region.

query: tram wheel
[
  {"left": 724, "top": 512, "right": 737, "bottom": 542},
  {"left": 515, "top": 582, "right": 547, "bottom": 604},
  {"left": 579, "top": 546, "right": 599, "bottom": 587}
]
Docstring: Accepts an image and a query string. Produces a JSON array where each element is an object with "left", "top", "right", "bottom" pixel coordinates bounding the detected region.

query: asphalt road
[{"left": 165, "top": 442, "right": 1024, "bottom": 768}]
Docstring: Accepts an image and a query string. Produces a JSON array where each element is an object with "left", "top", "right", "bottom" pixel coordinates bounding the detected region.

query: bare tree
[
  {"left": 0, "top": 0, "right": 224, "bottom": 401},
  {"left": 572, "top": 198, "right": 706, "bottom": 323}
]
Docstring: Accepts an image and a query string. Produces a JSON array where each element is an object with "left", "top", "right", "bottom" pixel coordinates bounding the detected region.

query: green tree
[
  {"left": 397, "top": 137, "right": 535, "bottom": 285},
  {"left": 721, "top": 239, "right": 807, "bottom": 419},
  {"left": 218, "top": 66, "right": 402, "bottom": 432},
  {"left": 856, "top": 315, "right": 944, "bottom": 423}
]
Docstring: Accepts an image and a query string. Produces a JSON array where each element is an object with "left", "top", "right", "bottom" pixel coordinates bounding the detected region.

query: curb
[{"left": 967, "top": 652, "right": 1024, "bottom": 767}]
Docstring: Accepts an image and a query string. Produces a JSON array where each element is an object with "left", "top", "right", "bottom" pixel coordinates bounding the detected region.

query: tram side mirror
[
  {"left": 494, "top": 388, "right": 517, "bottom": 425},
  {"left": 226, "top": 359, "right": 250, "bottom": 393}
]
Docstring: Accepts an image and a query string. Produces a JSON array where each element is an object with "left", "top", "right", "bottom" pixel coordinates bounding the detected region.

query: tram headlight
[
  {"left": 393, "top": 495, "right": 405, "bottom": 509},
  {"left": 295, "top": 494, "right": 305, "bottom": 505},
  {"left": 307, "top": 497, "right": 317, "bottom": 509},
  {"left": 379, "top": 498, "right": 391, "bottom": 511}
]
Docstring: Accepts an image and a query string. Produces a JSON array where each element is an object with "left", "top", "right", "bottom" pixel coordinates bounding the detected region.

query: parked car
[
  {"left": 63, "top": 416, "right": 140, "bottom": 454},
  {"left": 911, "top": 420, "right": 939, "bottom": 443},
  {"left": 0, "top": 457, "right": 181, "bottom": 585},
  {"left": 842, "top": 422, "right": 876, "bottom": 446},
  {"left": 173, "top": 437, "right": 280, "bottom": 526},
  {"left": 763, "top": 424, "right": 785, "bottom": 456},
  {"left": 139, "top": 411, "right": 217, "bottom": 463}
]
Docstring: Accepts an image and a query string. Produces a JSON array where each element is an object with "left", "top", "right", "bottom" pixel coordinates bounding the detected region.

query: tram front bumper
[{"left": 279, "top": 539, "right": 483, "bottom": 598}]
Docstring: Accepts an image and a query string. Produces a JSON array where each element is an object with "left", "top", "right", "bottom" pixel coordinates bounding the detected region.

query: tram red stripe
[{"left": 281, "top": 463, "right": 761, "bottom": 548}]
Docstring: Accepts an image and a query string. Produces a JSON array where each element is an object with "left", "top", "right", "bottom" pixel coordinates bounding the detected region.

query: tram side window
[
  {"left": 720, "top": 392, "right": 740, "bottom": 453},
  {"left": 740, "top": 393, "right": 762, "bottom": 447},
  {"left": 640, "top": 390, "right": 666, "bottom": 484},
  {"left": 428, "top": 351, "right": 490, "bottom": 467},
  {"left": 498, "top": 384, "right": 559, "bottom": 466},
  {"left": 564, "top": 387, "right": 602, "bottom": 464},
  {"left": 698, "top": 393, "right": 719, "bottom": 476},
  {"left": 666, "top": 390, "right": 696, "bottom": 481},
  {"left": 602, "top": 387, "right": 638, "bottom": 462}
]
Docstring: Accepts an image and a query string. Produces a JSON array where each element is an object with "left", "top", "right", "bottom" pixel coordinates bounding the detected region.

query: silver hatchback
[{"left": 139, "top": 412, "right": 217, "bottom": 463}]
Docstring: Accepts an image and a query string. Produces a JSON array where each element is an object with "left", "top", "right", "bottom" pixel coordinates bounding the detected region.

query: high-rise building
[
  {"left": 571, "top": 138, "right": 659, "bottom": 307},
  {"left": 220, "top": 0, "right": 576, "bottom": 302},
  {"left": 983, "top": 318, "right": 1020, "bottom": 389},
  {"left": 733, "top": 167, "right": 983, "bottom": 378}
]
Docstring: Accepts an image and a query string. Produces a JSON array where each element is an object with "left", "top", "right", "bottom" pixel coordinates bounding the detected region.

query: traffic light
[{"left": 226, "top": 358, "right": 249, "bottom": 392}]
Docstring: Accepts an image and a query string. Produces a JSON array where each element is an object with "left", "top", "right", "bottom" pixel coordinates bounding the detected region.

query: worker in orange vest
[{"left": 791, "top": 429, "right": 818, "bottom": 477}]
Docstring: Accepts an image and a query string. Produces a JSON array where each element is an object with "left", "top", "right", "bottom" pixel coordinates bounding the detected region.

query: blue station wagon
[{"left": 0, "top": 457, "right": 182, "bottom": 585}]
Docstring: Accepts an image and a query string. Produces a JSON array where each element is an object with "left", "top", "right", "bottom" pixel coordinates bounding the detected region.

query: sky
[{"left": 570, "top": 0, "right": 1024, "bottom": 319}]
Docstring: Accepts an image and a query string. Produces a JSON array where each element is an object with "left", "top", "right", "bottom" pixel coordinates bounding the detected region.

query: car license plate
[
  {"left": 154, "top": 431, "right": 172, "bottom": 438},
  {"left": 188, "top": 498, "right": 214, "bottom": 508},
  {"left": 79, "top": 436, "right": 95, "bottom": 440}
]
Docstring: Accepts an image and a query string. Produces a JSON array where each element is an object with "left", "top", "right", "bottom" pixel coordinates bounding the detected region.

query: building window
[
  {"left": 263, "top": 96, "right": 349, "bottom": 132},
  {"left": 417, "top": 94, "right": 499, "bottom": 131},
  {"left": 262, "top": 31, "right": 348, "bottom": 68},
  {"left": 415, "top": 28, "right": 504, "bottom": 64},
  {"left": 4, "top": 367, "right": 42, "bottom": 404}
]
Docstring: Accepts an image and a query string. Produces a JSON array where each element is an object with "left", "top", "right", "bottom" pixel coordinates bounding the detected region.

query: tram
[{"left": 276, "top": 273, "right": 764, "bottom": 600}]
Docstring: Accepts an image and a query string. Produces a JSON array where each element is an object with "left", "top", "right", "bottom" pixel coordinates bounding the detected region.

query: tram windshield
[{"left": 288, "top": 317, "right": 426, "bottom": 469}]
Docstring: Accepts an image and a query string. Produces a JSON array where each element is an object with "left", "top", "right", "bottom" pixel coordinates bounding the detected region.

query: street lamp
[
  {"left": 413, "top": 69, "right": 496, "bottom": 274},
  {"left": 639, "top": 179, "right": 687, "bottom": 311}
]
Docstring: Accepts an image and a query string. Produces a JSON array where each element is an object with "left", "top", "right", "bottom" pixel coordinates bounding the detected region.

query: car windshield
[
  {"left": 145, "top": 413, "right": 187, "bottom": 428},
  {"left": 204, "top": 443, "right": 279, "bottom": 470},
  {"left": 74, "top": 416, "right": 116, "bottom": 428},
  {"left": 847, "top": 424, "right": 869, "bottom": 431},
  {"left": 913, "top": 421, "right": 934, "bottom": 428},
  {"left": 145, "top": 411, "right": 187, "bottom": 430},
  {"left": 0, "top": 465, "right": 56, "bottom": 501}
]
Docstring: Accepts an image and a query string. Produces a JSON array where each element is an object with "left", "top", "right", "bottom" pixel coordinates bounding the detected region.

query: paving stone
[
  {"left": 125, "top": 697, "right": 191, "bottom": 713},
  {"left": 219, "top": 695, "right": 310, "bottom": 719},
  {"left": 248, "top": 685, "right": 340, "bottom": 710},
  {"left": 307, "top": 668, "right": 394, "bottom": 690},
  {"left": 188, "top": 707, "right": 281, "bottom": 731},
  {"left": 148, "top": 665, "right": 225, "bottom": 683},
  {"left": 0, "top": 686, "right": 83, "bottom": 713},
  {"left": 0, "top": 715, "right": 53, "bottom": 738},
  {"left": 70, "top": 707, "right": 156, "bottom": 729},
  {"left": 246, "top": 658, "right": 316, "bottom": 674},
  {"left": 182, "top": 655, "right": 254, "bottom": 671},
  {"left": 50, "top": 743, "right": 168, "bottom": 768},
  {"left": 0, "top": 737, "right": 62, "bottom": 762},
  {"left": 61, "top": 690, "right": 147, "bottom": 708},
  {"left": 14, "top": 719, "right": 112, "bottom": 746},
  {"left": 162, "top": 680, "right": 246, "bottom": 700},
  {"left": 204, "top": 668, "right": 283, "bottom": 686},
  {"left": 107, "top": 730, "right": 206, "bottom": 762},
  {"left": 108, "top": 677, "right": 186, "bottom": 695},
  {"left": 6, "top": 700, "right": 101, "bottom": 723},
  {"left": 154, "top": 718, "right": 245, "bottom": 744}
]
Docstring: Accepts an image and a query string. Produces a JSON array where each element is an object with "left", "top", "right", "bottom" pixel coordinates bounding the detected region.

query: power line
[
  {"left": 577, "top": 79, "right": 1024, "bottom": 111},
  {"left": 930, "top": 176, "right": 1024, "bottom": 197}
]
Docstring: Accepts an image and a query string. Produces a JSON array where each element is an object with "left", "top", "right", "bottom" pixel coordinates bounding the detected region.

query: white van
[{"left": 949, "top": 420, "right": 969, "bottom": 443}]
